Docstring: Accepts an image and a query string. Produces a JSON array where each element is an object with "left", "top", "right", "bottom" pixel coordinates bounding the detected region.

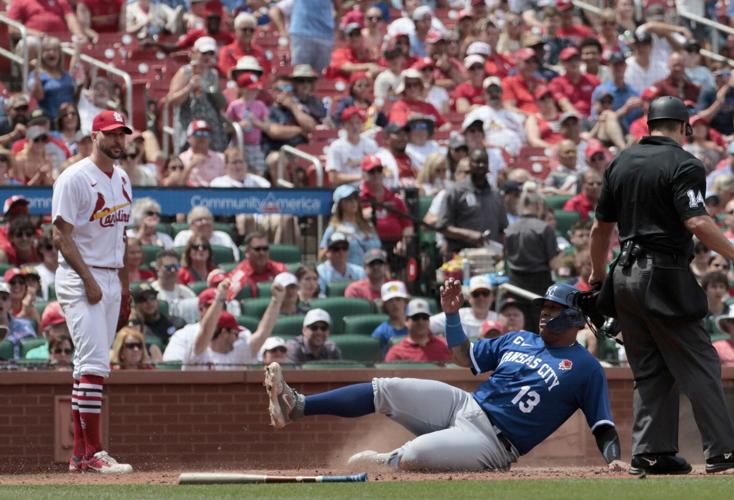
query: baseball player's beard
[{"left": 98, "top": 142, "right": 124, "bottom": 161}]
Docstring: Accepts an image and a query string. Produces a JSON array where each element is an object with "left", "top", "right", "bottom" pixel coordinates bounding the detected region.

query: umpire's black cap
[{"left": 647, "top": 96, "right": 693, "bottom": 136}]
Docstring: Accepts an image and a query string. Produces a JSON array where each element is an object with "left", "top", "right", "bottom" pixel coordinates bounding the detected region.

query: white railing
[
  {"left": 0, "top": 14, "right": 29, "bottom": 92},
  {"left": 277, "top": 145, "right": 326, "bottom": 241},
  {"left": 60, "top": 46, "right": 134, "bottom": 123},
  {"left": 497, "top": 283, "right": 541, "bottom": 302}
]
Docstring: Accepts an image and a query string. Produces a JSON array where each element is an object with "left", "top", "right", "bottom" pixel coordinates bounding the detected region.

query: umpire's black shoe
[
  {"left": 706, "top": 452, "right": 734, "bottom": 473},
  {"left": 629, "top": 454, "right": 692, "bottom": 475}
]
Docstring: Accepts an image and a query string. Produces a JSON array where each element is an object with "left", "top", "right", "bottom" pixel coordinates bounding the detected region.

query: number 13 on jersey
[{"left": 511, "top": 385, "right": 541, "bottom": 413}]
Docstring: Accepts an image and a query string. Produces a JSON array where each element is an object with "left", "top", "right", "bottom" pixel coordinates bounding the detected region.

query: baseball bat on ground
[{"left": 178, "top": 472, "right": 368, "bottom": 485}]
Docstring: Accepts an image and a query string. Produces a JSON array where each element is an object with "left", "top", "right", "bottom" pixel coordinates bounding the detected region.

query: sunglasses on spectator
[
  {"left": 169, "top": 164, "right": 184, "bottom": 171},
  {"left": 200, "top": 50, "right": 216, "bottom": 56},
  {"left": 191, "top": 244, "right": 210, "bottom": 251},
  {"left": 123, "top": 342, "right": 143, "bottom": 350},
  {"left": 193, "top": 131, "right": 210, "bottom": 138},
  {"left": 308, "top": 323, "right": 329, "bottom": 332},
  {"left": 53, "top": 348, "right": 73, "bottom": 355},
  {"left": 330, "top": 244, "right": 349, "bottom": 252},
  {"left": 138, "top": 294, "right": 157, "bottom": 303},
  {"left": 590, "top": 154, "right": 605, "bottom": 162},
  {"left": 348, "top": 31, "right": 362, "bottom": 38},
  {"left": 145, "top": 210, "right": 160, "bottom": 217},
  {"left": 367, "top": 14, "right": 382, "bottom": 21},
  {"left": 408, "top": 314, "right": 430, "bottom": 321},
  {"left": 367, "top": 167, "right": 383, "bottom": 175},
  {"left": 250, "top": 245, "right": 270, "bottom": 252},
  {"left": 43, "top": 244, "right": 54, "bottom": 251},
  {"left": 162, "top": 263, "right": 180, "bottom": 272},
  {"left": 238, "top": 27, "right": 255, "bottom": 34},
  {"left": 9, "top": 278, "right": 25, "bottom": 286},
  {"left": 13, "top": 229, "right": 35, "bottom": 238},
  {"left": 469, "top": 65, "right": 484, "bottom": 72},
  {"left": 585, "top": 180, "right": 602, "bottom": 186},
  {"left": 471, "top": 290, "right": 491, "bottom": 298},
  {"left": 192, "top": 218, "right": 212, "bottom": 225},
  {"left": 14, "top": 105, "right": 29, "bottom": 112},
  {"left": 34, "top": 135, "right": 49, "bottom": 143},
  {"left": 405, "top": 81, "right": 423, "bottom": 89}
]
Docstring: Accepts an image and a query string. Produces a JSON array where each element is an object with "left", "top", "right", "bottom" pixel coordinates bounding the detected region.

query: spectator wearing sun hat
[
  {"left": 325, "top": 106, "right": 379, "bottom": 186},
  {"left": 177, "top": 120, "right": 225, "bottom": 187},
  {"left": 388, "top": 68, "right": 446, "bottom": 127}
]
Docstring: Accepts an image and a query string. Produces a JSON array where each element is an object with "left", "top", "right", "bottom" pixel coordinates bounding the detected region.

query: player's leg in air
[{"left": 264, "top": 363, "right": 517, "bottom": 471}]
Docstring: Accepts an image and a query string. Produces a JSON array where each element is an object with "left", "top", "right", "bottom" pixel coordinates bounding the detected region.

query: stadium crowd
[{"left": 2, "top": 0, "right": 734, "bottom": 371}]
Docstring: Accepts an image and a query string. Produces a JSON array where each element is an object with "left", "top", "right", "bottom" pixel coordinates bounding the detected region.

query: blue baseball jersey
[{"left": 470, "top": 330, "right": 614, "bottom": 455}]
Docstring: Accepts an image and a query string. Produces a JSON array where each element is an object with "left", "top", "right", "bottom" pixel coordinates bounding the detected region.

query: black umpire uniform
[{"left": 592, "top": 96, "right": 734, "bottom": 474}]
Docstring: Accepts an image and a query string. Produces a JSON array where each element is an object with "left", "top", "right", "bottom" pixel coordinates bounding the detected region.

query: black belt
[
  {"left": 619, "top": 241, "right": 689, "bottom": 269},
  {"left": 91, "top": 266, "right": 121, "bottom": 271}
]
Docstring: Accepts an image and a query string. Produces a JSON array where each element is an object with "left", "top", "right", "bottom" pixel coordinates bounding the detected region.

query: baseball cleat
[
  {"left": 706, "top": 452, "right": 734, "bottom": 473},
  {"left": 347, "top": 450, "right": 393, "bottom": 472},
  {"left": 629, "top": 454, "right": 691, "bottom": 475},
  {"left": 84, "top": 451, "right": 133, "bottom": 474},
  {"left": 68, "top": 456, "right": 84, "bottom": 473},
  {"left": 264, "top": 362, "right": 303, "bottom": 428}
]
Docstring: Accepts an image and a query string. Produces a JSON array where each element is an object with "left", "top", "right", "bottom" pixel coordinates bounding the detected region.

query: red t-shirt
[
  {"left": 359, "top": 183, "right": 412, "bottom": 243},
  {"left": 388, "top": 98, "right": 445, "bottom": 127},
  {"left": 218, "top": 42, "right": 271, "bottom": 77},
  {"left": 629, "top": 116, "right": 648, "bottom": 140},
  {"left": 80, "top": 0, "right": 124, "bottom": 33},
  {"left": 484, "top": 53, "right": 514, "bottom": 79},
  {"left": 385, "top": 334, "right": 451, "bottom": 362},
  {"left": 177, "top": 265, "right": 214, "bottom": 285},
  {"left": 548, "top": 73, "right": 600, "bottom": 117},
  {"left": 394, "top": 152, "right": 416, "bottom": 179},
  {"left": 563, "top": 193, "right": 595, "bottom": 221},
  {"left": 326, "top": 47, "right": 366, "bottom": 81},
  {"left": 534, "top": 113, "right": 563, "bottom": 145},
  {"left": 177, "top": 29, "right": 234, "bottom": 50},
  {"left": 557, "top": 24, "right": 596, "bottom": 46},
  {"left": 11, "top": 136, "right": 71, "bottom": 157},
  {"left": 344, "top": 278, "right": 381, "bottom": 303},
  {"left": 0, "top": 242, "right": 40, "bottom": 266},
  {"left": 8, "top": 0, "right": 72, "bottom": 34},
  {"left": 227, "top": 259, "right": 287, "bottom": 297},
  {"left": 502, "top": 74, "right": 544, "bottom": 114},
  {"left": 451, "top": 82, "right": 485, "bottom": 111},
  {"left": 652, "top": 76, "right": 701, "bottom": 104}
]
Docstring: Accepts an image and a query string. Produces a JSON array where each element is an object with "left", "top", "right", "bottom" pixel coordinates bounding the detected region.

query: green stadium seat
[
  {"left": 301, "top": 359, "right": 368, "bottom": 369},
  {"left": 35, "top": 300, "right": 48, "bottom": 318},
  {"left": 155, "top": 361, "right": 182, "bottom": 370},
  {"left": 158, "top": 300, "right": 169, "bottom": 316},
  {"left": 240, "top": 297, "right": 272, "bottom": 318},
  {"left": 188, "top": 281, "right": 208, "bottom": 295},
  {"left": 554, "top": 210, "right": 581, "bottom": 237},
  {"left": 173, "top": 245, "right": 235, "bottom": 265},
  {"left": 0, "top": 340, "right": 14, "bottom": 360},
  {"left": 156, "top": 222, "right": 173, "bottom": 236},
  {"left": 343, "top": 314, "right": 388, "bottom": 336},
  {"left": 237, "top": 315, "right": 260, "bottom": 332},
  {"left": 170, "top": 223, "right": 188, "bottom": 237},
  {"left": 272, "top": 315, "right": 306, "bottom": 337},
  {"left": 257, "top": 281, "right": 273, "bottom": 298},
  {"left": 20, "top": 338, "right": 46, "bottom": 358},
  {"left": 220, "top": 262, "right": 238, "bottom": 274},
  {"left": 141, "top": 245, "right": 162, "bottom": 267},
  {"left": 286, "top": 263, "right": 301, "bottom": 273},
  {"left": 327, "top": 280, "right": 353, "bottom": 297},
  {"left": 418, "top": 196, "right": 433, "bottom": 219},
  {"left": 144, "top": 334, "right": 165, "bottom": 352},
  {"left": 332, "top": 334, "right": 381, "bottom": 364},
  {"left": 545, "top": 195, "right": 572, "bottom": 210},
  {"left": 269, "top": 244, "right": 301, "bottom": 264},
  {"left": 374, "top": 361, "right": 441, "bottom": 369},
  {"left": 171, "top": 222, "right": 235, "bottom": 238},
  {"left": 46, "top": 283, "right": 57, "bottom": 300},
  {"left": 0, "top": 263, "right": 10, "bottom": 277},
  {"left": 310, "top": 297, "right": 373, "bottom": 334}
]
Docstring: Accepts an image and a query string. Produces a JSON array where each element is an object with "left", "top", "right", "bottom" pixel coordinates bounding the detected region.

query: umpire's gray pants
[
  {"left": 614, "top": 259, "right": 734, "bottom": 459},
  {"left": 373, "top": 377, "right": 518, "bottom": 471}
]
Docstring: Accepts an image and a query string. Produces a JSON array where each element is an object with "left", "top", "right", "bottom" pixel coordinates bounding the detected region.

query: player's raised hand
[
  {"left": 271, "top": 283, "right": 286, "bottom": 303},
  {"left": 216, "top": 279, "right": 230, "bottom": 303},
  {"left": 440, "top": 278, "right": 464, "bottom": 315},
  {"left": 83, "top": 276, "right": 103, "bottom": 304}
]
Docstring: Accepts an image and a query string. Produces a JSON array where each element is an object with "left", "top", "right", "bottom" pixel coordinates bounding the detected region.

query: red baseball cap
[
  {"left": 640, "top": 86, "right": 660, "bottom": 102},
  {"left": 481, "top": 320, "right": 506, "bottom": 338},
  {"left": 207, "top": 269, "right": 226, "bottom": 288},
  {"left": 514, "top": 48, "right": 537, "bottom": 62},
  {"left": 457, "top": 9, "right": 474, "bottom": 20},
  {"left": 198, "top": 288, "right": 218, "bottom": 308},
  {"left": 3, "top": 267, "right": 25, "bottom": 283},
  {"left": 217, "top": 311, "right": 244, "bottom": 331},
  {"left": 534, "top": 85, "right": 552, "bottom": 100},
  {"left": 341, "top": 106, "right": 366, "bottom": 123},
  {"left": 556, "top": 0, "right": 574, "bottom": 11},
  {"left": 187, "top": 119, "right": 211, "bottom": 136},
  {"left": 585, "top": 140, "right": 608, "bottom": 160},
  {"left": 92, "top": 110, "right": 132, "bottom": 134},
  {"left": 559, "top": 47, "right": 580, "bottom": 61},
  {"left": 361, "top": 155, "right": 383, "bottom": 172},
  {"left": 236, "top": 72, "right": 263, "bottom": 89},
  {"left": 690, "top": 115, "right": 708, "bottom": 127},
  {"left": 411, "top": 57, "right": 435, "bottom": 72},
  {"left": 349, "top": 71, "right": 369, "bottom": 86},
  {"left": 3, "top": 194, "right": 29, "bottom": 216},
  {"left": 41, "top": 301, "right": 66, "bottom": 331}
]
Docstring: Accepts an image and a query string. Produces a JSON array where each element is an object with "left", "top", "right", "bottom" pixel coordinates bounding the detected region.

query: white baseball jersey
[{"left": 52, "top": 158, "right": 133, "bottom": 268}]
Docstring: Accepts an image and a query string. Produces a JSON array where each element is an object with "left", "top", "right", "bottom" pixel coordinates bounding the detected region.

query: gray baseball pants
[{"left": 372, "top": 377, "right": 518, "bottom": 471}]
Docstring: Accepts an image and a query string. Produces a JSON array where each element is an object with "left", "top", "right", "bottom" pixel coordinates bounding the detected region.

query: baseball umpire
[
  {"left": 52, "top": 110, "right": 134, "bottom": 474},
  {"left": 589, "top": 95, "right": 734, "bottom": 475},
  {"left": 264, "top": 280, "right": 626, "bottom": 472}
]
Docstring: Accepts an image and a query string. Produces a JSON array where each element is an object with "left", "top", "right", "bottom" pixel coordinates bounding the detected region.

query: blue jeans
[{"left": 290, "top": 34, "right": 333, "bottom": 73}]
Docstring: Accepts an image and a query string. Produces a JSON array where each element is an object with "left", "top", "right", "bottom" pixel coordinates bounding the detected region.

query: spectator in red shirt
[
  {"left": 555, "top": 0, "right": 595, "bottom": 46},
  {"left": 478, "top": 20, "right": 514, "bottom": 78},
  {"left": 77, "top": 0, "right": 125, "bottom": 35},
  {"left": 0, "top": 196, "right": 30, "bottom": 259},
  {"left": 326, "top": 23, "right": 381, "bottom": 81},
  {"left": 0, "top": 217, "right": 40, "bottom": 266},
  {"left": 563, "top": 169, "right": 602, "bottom": 221},
  {"left": 426, "top": 31, "right": 464, "bottom": 90},
  {"left": 173, "top": 2, "right": 234, "bottom": 51},
  {"left": 629, "top": 86, "right": 660, "bottom": 141},
  {"left": 452, "top": 55, "right": 487, "bottom": 113},
  {"left": 385, "top": 298, "right": 450, "bottom": 363},
  {"left": 525, "top": 85, "right": 563, "bottom": 148},
  {"left": 177, "top": 236, "right": 217, "bottom": 286},
  {"left": 359, "top": 155, "right": 413, "bottom": 248},
  {"left": 375, "top": 122, "right": 416, "bottom": 189},
  {"left": 8, "top": 0, "right": 88, "bottom": 40},
  {"left": 502, "top": 48, "right": 544, "bottom": 115},
  {"left": 585, "top": 140, "right": 611, "bottom": 174},
  {"left": 653, "top": 52, "right": 701, "bottom": 104},
  {"left": 228, "top": 232, "right": 287, "bottom": 298},
  {"left": 344, "top": 248, "right": 388, "bottom": 304},
  {"left": 388, "top": 69, "right": 446, "bottom": 127},
  {"left": 218, "top": 12, "right": 271, "bottom": 78},
  {"left": 549, "top": 47, "right": 600, "bottom": 118}
]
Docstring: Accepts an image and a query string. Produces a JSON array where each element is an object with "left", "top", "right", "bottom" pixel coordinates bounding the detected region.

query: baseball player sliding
[
  {"left": 265, "top": 280, "right": 627, "bottom": 472},
  {"left": 52, "top": 110, "right": 134, "bottom": 474}
]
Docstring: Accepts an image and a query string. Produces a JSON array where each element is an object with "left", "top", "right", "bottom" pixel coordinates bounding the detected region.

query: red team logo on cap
[{"left": 559, "top": 359, "right": 573, "bottom": 371}]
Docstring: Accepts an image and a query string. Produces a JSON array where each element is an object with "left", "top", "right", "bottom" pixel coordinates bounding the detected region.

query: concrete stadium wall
[{"left": 1, "top": 367, "right": 733, "bottom": 473}]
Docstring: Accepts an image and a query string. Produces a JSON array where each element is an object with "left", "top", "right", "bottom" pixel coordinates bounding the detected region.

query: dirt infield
[{"left": 1, "top": 466, "right": 727, "bottom": 486}]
